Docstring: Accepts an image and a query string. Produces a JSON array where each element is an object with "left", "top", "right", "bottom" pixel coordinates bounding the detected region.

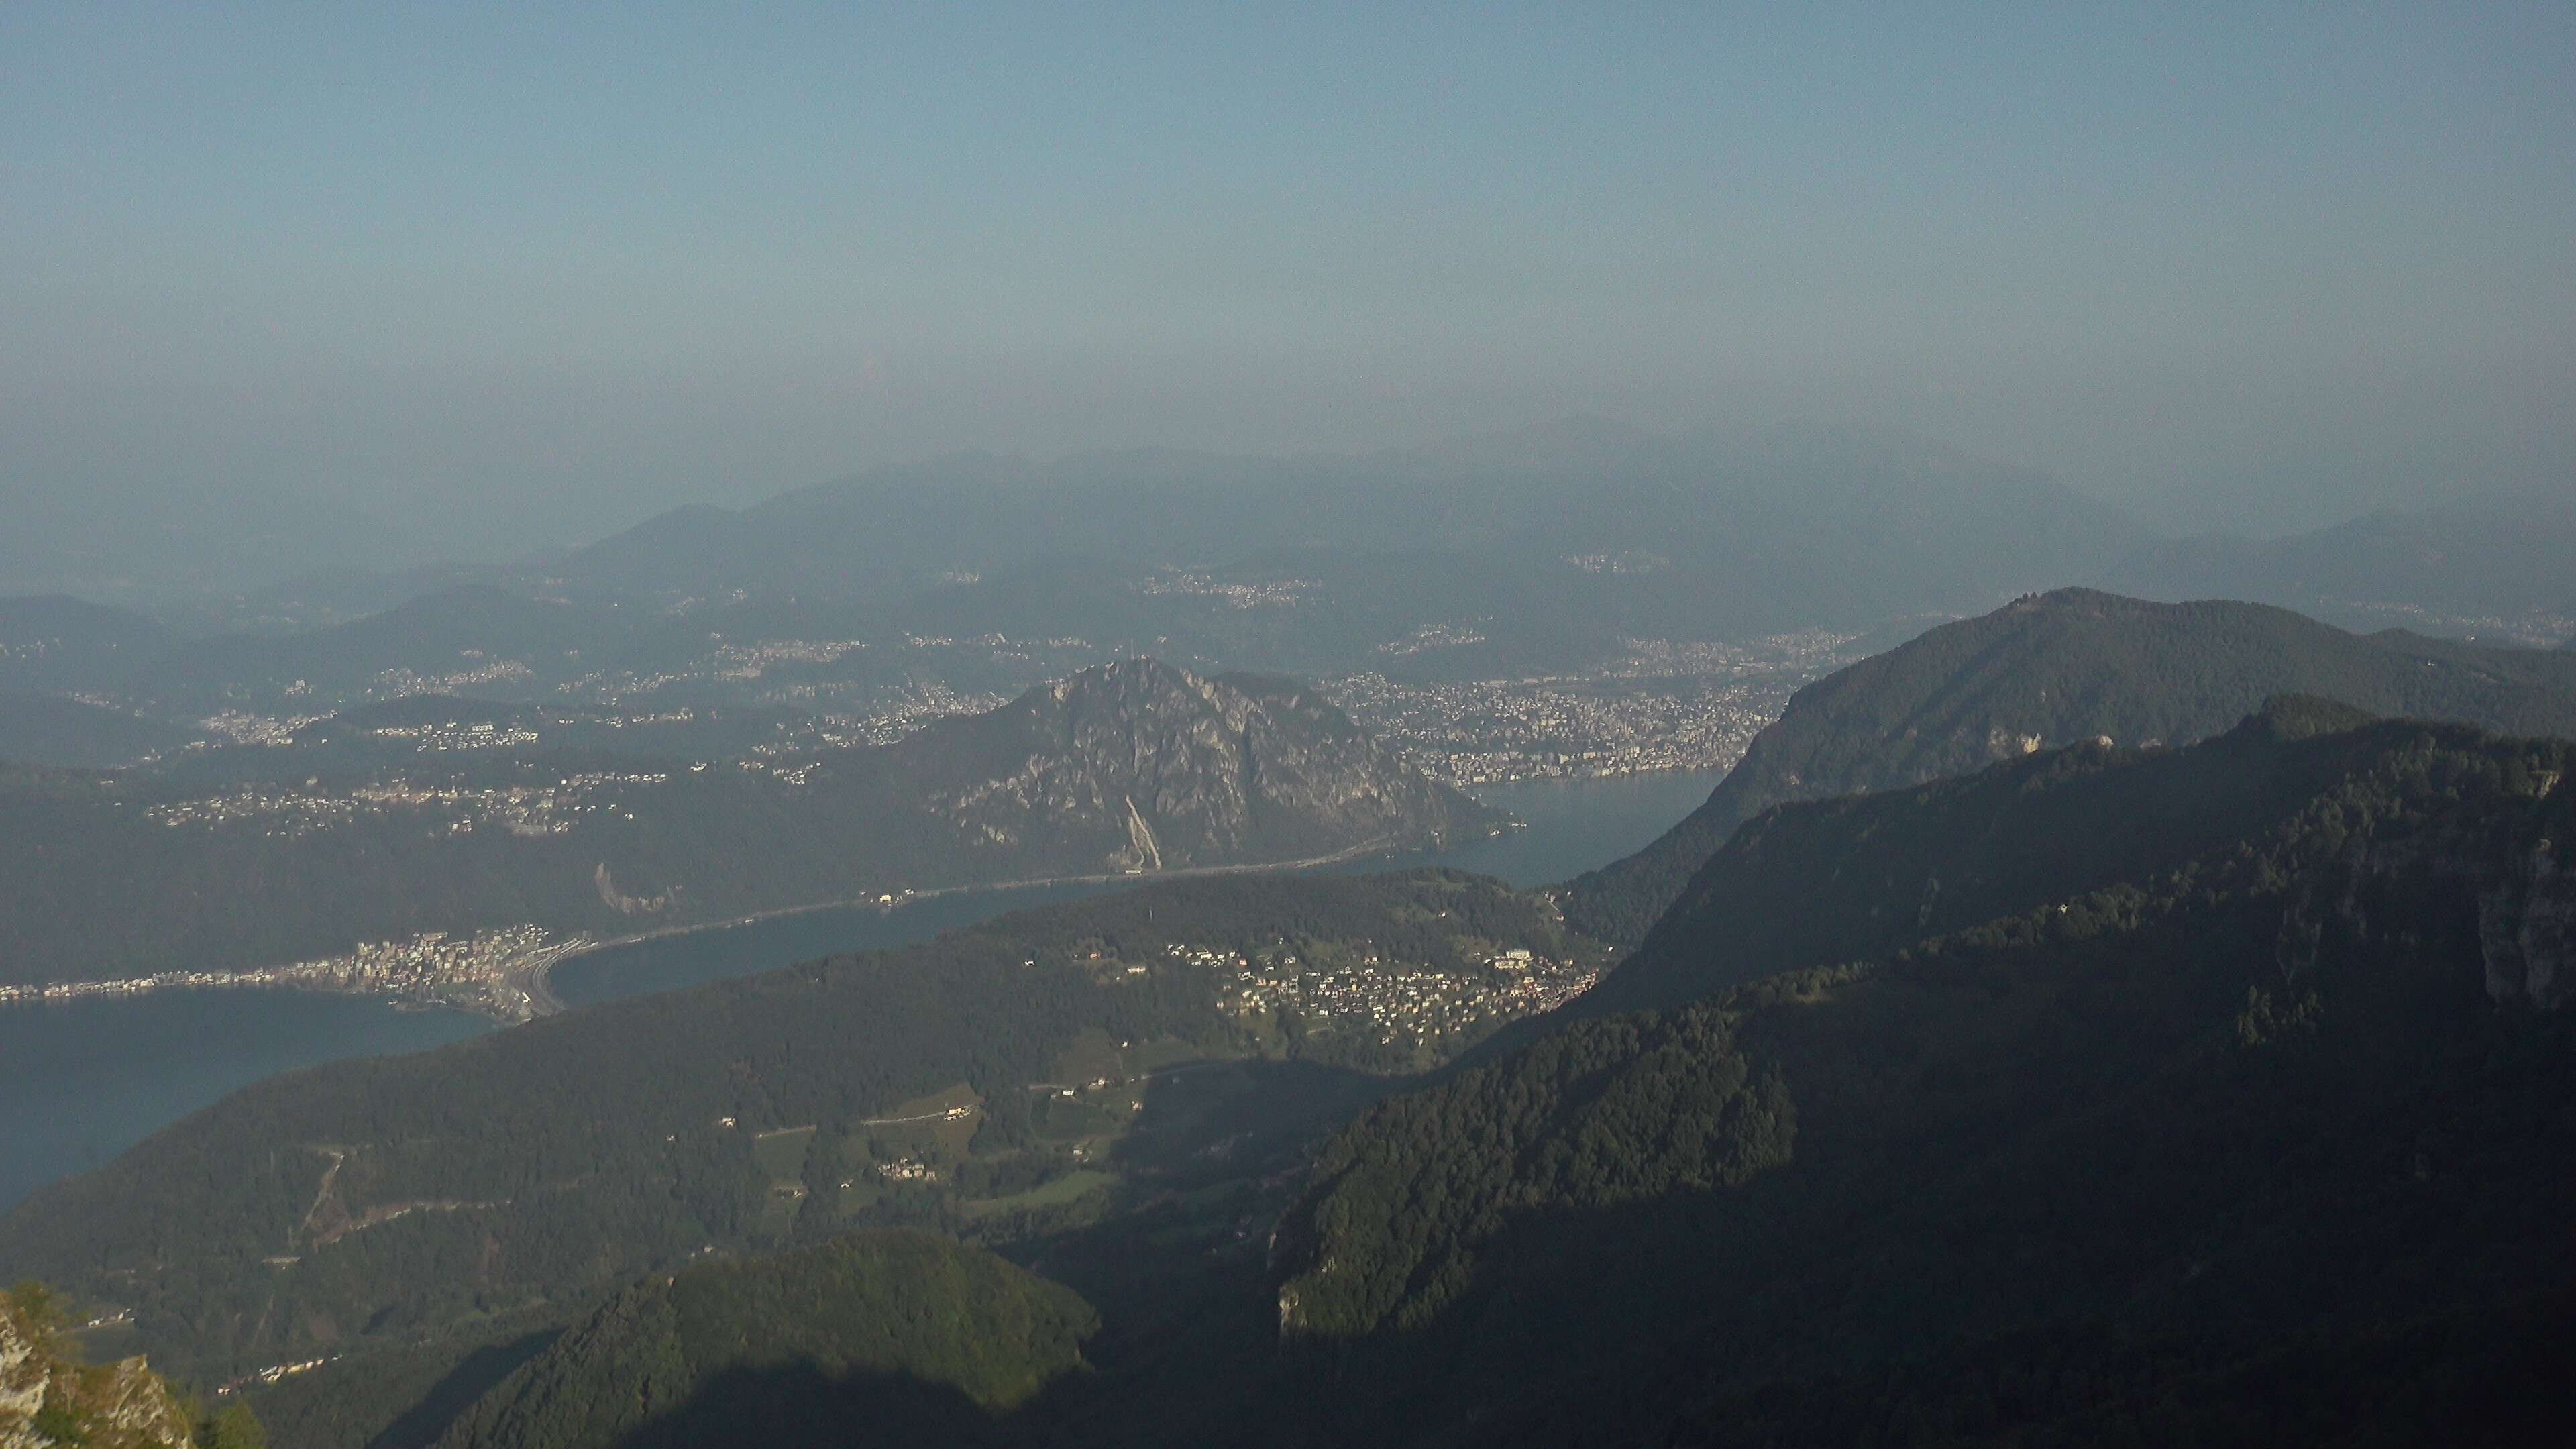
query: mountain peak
[
  {"left": 1563, "top": 588, "right": 2576, "bottom": 944},
  {"left": 919, "top": 659, "right": 1487, "bottom": 873},
  {"left": 1055, "top": 654, "right": 1196, "bottom": 692},
  {"left": 2241, "top": 692, "right": 2383, "bottom": 741},
  {"left": 2008, "top": 586, "right": 2135, "bottom": 612}
]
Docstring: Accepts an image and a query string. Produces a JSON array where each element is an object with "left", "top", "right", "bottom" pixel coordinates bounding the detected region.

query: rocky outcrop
[
  {"left": 894, "top": 659, "right": 1490, "bottom": 873},
  {"left": 0, "top": 1289, "right": 195, "bottom": 1449},
  {"left": 2268, "top": 763, "right": 2571, "bottom": 1008},
  {"left": 2482, "top": 839, "right": 2576, "bottom": 1008},
  {"left": 0, "top": 1305, "right": 46, "bottom": 1442}
]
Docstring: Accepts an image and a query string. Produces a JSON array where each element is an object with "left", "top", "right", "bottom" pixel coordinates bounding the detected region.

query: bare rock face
[
  {"left": 902, "top": 659, "right": 1487, "bottom": 874},
  {"left": 72, "top": 1360, "right": 193, "bottom": 1449},
  {"left": 2483, "top": 839, "right": 2576, "bottom": 1008},
  {"left": 2269, "top": 761, "right": 2572, "bottom": 1010},
  {"left": 0, "top": 1306, "right": 45, "bottom": 1443},
  {"left": 0, "top": 1290, "right": 194, "bottom": 1449}
]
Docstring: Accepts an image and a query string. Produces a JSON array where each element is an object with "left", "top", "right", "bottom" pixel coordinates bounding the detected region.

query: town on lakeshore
[{"left": 0, "top": 925, "right": 592, "bottom": 1023}]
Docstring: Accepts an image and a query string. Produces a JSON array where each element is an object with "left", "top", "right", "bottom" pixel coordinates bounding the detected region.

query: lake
[
  {"left": 0, "top": 769, "right": 1716, "bottom": 1211},
  {"left": 0, "top": 991, "right": 490, "bottom": 1210}
]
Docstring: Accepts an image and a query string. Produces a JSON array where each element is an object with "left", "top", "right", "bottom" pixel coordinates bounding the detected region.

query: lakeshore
[
  {"left": 0, "top": 769, "right": 1718, "bottom": 1212},
  {"left": 0, "top": 828, "right": 1450, "bottom": 1024},
  {"left": 0, "top": 926, "right": 592, "bottom": 1021}
]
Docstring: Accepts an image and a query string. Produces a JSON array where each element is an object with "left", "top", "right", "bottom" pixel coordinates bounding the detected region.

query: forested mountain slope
[
  {"left": 0, "top": 692, "right": 191, "bottom": 770},
  {"left": 0, "top": 870, "right": 1598, "bottom": 1397},
  {"left": 0, "top": 594, "right": 173, "bottom": 695},
  {"left": 1576, "top": 696, "right": 2447, "bottom": 1022},
  {"left": 434, "top": 1231, "right": 1093, "bottom": 1449},
  {"left": 1564, "top": 589, "right": 2576, "bottom": 943},
  {"left": 1264, "top": 704, "right": 2576, "bottom": 1444}
]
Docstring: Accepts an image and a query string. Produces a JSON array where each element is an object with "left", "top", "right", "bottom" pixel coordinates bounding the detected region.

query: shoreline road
[{"left": 500, "top": 936, "right": 588, "bottom": 1019}]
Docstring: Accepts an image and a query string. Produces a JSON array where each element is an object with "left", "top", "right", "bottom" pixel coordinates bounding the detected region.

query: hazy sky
[{"left": 5, "top": 3, "right": 2571, "bottom": 564}]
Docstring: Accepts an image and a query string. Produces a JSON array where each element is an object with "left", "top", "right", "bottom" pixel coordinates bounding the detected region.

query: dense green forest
[
  {"left": 1564, "top": 588, "right": 2576, "bottom": 945},
  {"left": 0, "top": 692, "right": 192, "bottom": 770},
  {"left": 1566, "top": 694, "right": 2451, "bottom": 1024},
  {"left": 433, "top": 1231, "right": 1093, "bottom": 1449},
  {"left": 0, "top": 594, "right": 176, "bottom": 694},
  {"left": 0, "top": 869, "right": 1589, "bottom": 1397},
  {"left": 1258, "top": 701, "right": 2576, "bottom": 1442}
]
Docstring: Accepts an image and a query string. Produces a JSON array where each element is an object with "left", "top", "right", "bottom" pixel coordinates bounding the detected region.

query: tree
[{"left": 201, "top": 1403, "right": 268, "bottom": 1449}]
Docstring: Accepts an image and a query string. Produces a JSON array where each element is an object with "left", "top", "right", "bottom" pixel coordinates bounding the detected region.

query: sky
[{"left": 3, "top": 2, "right": 2571, "bottom": 581}]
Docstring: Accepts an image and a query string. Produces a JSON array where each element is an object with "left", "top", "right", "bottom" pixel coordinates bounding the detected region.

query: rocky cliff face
[
  {"left": 2484, "top": 841, "right": 2576, "bottom": 1007},
  {"left": 0, "top": 1309, "right": 42, "bottom": 1446},
  {"left": 2264, "top": 765, "right": 2572, "bottom": 1009},
  {"left": 888, "top": 659, "right": 1490, "bottom": 873},
  {"left": 0, "top": 1291, "right": 194, "bottom": 1449}
]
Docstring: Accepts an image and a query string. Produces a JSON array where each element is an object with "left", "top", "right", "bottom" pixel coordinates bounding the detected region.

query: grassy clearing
[
  {"left": 1048, "top": 1028, "right": 1126, "bottom": 1085},
  {"left": 959, "top": 1169, "right": 1118, "bottom": 1218},
  {"left": 751, "top": 1125, "right": 816, "bottom": 1182}
]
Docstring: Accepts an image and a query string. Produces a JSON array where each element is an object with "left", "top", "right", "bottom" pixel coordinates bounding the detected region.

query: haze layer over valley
[{"left": 7, "top": 7, "right": 2575, "bottom": 1448}]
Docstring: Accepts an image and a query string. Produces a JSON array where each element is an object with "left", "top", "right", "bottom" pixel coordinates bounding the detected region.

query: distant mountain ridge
[
  {"left": 550, "top": 422, "right": 2141, "bottom": 632},
  {"left": 13, "top": 419, "right": 2570, "bottom": 679},
  {"left": 1563, "top": 588, "right": 2576, "bottom": 944},
  {"left": 127, "top": 584, "right": 631, "bottom": 715},
  {"left": 2118, "top": 493, "right": 2576, "bottom": 625},
  {"left": 0, "top": 594, "right": 173, "bottom": 694},
  {"left": 0, "top": 692, "right": 191, "bottom": 770},
  {"left": 13, "top": 423, "right": 2567, "bottom": 729}
]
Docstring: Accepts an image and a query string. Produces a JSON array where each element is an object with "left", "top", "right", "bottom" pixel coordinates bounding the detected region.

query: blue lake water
[
  {"left": 0, "top": 769, "right": 1716, "bottom": 1211},
  {"left": 0, "top": 990, "right": 490, "bottom": 1210}
]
